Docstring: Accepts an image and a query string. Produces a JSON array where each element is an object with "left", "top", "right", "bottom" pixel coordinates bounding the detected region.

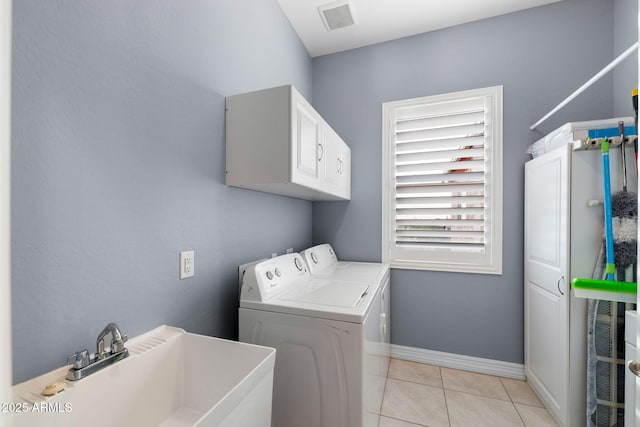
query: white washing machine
[
  {"left": 301, "top": 244, "right": 391, "bottom": 414},
  {"left": 239, "top": 252, "right": 388, "bottom": 427}
]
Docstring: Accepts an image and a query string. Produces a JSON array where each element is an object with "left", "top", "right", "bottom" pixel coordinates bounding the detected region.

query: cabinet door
[
  {"left": 323, "top": 126, "right": 341, "bottom": 189},
  {"left": 524, "top": 145, "right": 570, "bottom": 426},
  {"left": 291, "top": 91, "right": 321, "bottom": 188},
  {"left": 337, "top": 141, "right": 351, "bottom": 199},
  {"left": 322, "top": 126, "right": 351, "bottom": 199}
]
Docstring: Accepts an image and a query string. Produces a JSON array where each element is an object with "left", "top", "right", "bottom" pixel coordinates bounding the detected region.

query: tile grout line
[
  {"left": 381, "top": 376, "right": 426, "bottom": 426},
  {"left": 444, "top": 385, "right": 527, "bottom": 427},
  {"left": 387, "top": 374, "right": 443, "bottom": 388},
  {"left": 512, "top": 402, "right": 529, "bottom": 427},
  {"left": 379, "top": 414, "right": 426, "bottom": 427},
  {"left": 499, "top": 378, "right": 527, "bottom": 427},
  {"left": 383, "top": 370, "right": 450, "bottom": 427},
  {"left": 441, "top": 385, "right": 512, "bottom": 402},
  {"left": 379, "top": 371, "right": 390, "bottom": 427},
  {"left": 389, "top": 372, "right": 517, "bottom": 403},
  {"left": 499, "top": 377, "right": 547, "bottom": 409},
  {"left": 439, "top": 366, "right": 453, "bottom": 427},
  {"left": 386, "top": 376, "right": 447, "bottom": 392},
  {"left": 441, "top": 386, "right": 519, "bottom": 403},
  {"left": 440, "top": 368, "right": 546, "bottom": 409}
]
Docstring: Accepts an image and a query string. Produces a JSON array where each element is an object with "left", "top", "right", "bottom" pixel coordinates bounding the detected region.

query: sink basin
[{"left": 11, "top": 326, "right": 275, "bottom": 427}]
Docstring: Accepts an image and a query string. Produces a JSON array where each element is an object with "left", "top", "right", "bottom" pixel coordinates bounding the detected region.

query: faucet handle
[
  {"left": 67, "top": 350, "right": 90, "bottom": 369},
  {"left": 111, "top": 335, "right": 128, "bottom": 353}
]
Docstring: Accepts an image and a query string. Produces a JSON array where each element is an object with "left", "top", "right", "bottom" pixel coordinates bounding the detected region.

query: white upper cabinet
[{"left": 226, "top": 85, "right": 351, "bottom": 201}]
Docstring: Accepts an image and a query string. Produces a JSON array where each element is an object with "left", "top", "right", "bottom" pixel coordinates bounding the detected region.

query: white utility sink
[{"left": 11, "top": 326, "right": 275, "bottom": 427}]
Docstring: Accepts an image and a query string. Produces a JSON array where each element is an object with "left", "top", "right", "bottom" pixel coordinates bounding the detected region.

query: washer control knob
[
  {"left": 311, "top": 252, "right": 318, "bottom": 263},
  {"left": 266, "top": 271, "right": 274, "bottom": 280},
  {"left": 294, "top": 258, "right": 304, "bottom": 271},
  {"left": 274, "top": 268, "right": 281, "bottom": 277}
]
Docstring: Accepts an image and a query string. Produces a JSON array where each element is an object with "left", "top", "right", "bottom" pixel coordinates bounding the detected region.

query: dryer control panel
[
  {"left": 241, "top": 253, "right": 310, "bottom": 302},
  {"left": 301, "top": 243, "right": 338, "bottom": 275}
]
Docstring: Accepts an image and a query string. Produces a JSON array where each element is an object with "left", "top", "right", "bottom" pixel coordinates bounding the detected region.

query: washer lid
[{"left": 278, "top": 279, "right": 369, "bottom": 308}]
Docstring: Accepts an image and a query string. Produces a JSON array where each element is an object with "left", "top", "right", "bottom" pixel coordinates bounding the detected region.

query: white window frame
[{"left": 381, "top": 86, "right": 503, "bottom": 274}]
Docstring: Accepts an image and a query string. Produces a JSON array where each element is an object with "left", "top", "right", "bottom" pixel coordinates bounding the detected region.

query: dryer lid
[{"left": 279, "top": 279, "right": 369, "bottom": 308}]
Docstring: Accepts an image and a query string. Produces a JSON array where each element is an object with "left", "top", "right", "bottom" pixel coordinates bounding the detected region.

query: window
[{"left": 382, "top": 86, "right": 503, "bottom": 274}]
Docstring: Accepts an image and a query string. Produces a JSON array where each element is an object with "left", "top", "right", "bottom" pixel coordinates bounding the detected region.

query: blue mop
[{"left": 601, "top": 139, "right": 616, "bottom": 281}]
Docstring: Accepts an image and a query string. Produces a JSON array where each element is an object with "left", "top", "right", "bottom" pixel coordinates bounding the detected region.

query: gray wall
[
  {"left": 11, "top": 0, "right": 312, "bottom": 383},
  {"left": 312, "top": 0, "right": 616, "bottom": 364},
  {"left": 613, "top": 0, "right": 638, "bottom": 118}
]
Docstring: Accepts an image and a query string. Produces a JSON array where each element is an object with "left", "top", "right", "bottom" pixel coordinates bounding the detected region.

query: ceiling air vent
[{"left": 318, "top": 0, "right": 356, "bottom": 31}]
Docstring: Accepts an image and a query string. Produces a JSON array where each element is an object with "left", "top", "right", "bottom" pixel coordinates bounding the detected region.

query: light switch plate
[{"left": 180, "top": 251, "right": 194, "bottom": 279}]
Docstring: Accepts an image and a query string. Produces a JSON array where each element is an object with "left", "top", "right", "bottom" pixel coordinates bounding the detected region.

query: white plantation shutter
[{"left": 382, "top": 86, "right": 503, "bottom": 274}]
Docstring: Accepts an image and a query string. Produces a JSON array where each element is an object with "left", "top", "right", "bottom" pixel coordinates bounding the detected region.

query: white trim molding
[{"left": 391, "top": 344, "right": 525, "bottom": 380}]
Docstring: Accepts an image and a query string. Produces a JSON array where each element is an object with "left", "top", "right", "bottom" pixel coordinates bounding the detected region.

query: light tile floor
[{"left": 380, "top": 359, "right": 559, "bottom": 427}]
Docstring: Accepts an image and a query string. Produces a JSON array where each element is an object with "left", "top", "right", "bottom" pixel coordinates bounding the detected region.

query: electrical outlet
[
  {"left": 286, "top": 248, "right": 294, "bottom": 254},
  {"left": 180, "top": 251, "right": 194, "bottom": 279}
]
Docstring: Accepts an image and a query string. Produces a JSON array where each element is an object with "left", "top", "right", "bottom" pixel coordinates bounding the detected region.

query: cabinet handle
[
  {"left": 557, "top": 276, "right": 565, "bottom": 296},
  {"left": 318, "top": 144, "right": 323, "bottom": 161}
]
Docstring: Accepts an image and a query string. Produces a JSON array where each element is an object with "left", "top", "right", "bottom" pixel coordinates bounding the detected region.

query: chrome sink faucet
[
  {"left": 66, "top": 322, "right": 129, "bottom": 381},
  {"left": 96, "top": 322, "right": 127, "bottom": 360}
]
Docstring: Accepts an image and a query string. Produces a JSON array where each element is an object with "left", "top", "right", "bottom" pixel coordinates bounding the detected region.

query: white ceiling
[{"left": 277, "top": 0, "right": 564, "bottom": 57}]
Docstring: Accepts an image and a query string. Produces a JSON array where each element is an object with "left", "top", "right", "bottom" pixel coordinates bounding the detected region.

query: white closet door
[{"left": 524, "top": 145, "right": 570, "bottom": 426}]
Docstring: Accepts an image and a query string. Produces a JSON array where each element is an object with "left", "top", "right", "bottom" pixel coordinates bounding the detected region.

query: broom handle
[{"left": 602, "top": 139, "right": 616, "bottom": 281}]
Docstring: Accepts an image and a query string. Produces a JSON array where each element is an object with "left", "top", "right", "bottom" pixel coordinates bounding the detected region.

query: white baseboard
[{"left": 390, "top": 344, "right": 526, "bottom": 380}]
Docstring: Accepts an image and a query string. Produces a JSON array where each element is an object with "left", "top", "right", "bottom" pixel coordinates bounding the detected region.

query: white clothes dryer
[
  {"left": 301, "top": 244, "right": 391, "bottom": 416},
  {"left": 239, "top": 252, "right": 386, "bottom": 427}
]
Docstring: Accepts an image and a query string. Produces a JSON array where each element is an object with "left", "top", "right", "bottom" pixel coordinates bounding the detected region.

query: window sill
[{"left": 389, "top": 260, "right": 502, "bottom": 275}]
